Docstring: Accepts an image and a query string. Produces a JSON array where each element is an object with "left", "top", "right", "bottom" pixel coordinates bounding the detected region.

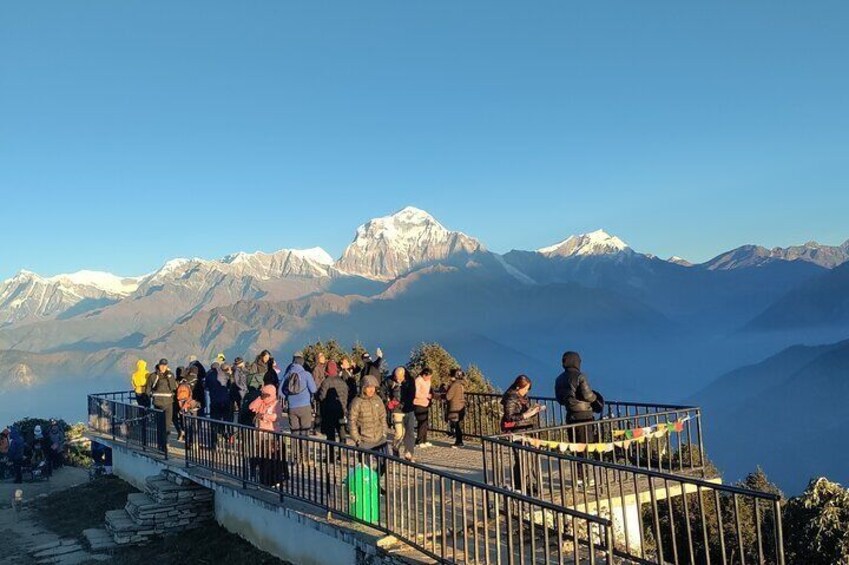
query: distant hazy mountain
[
  {"left": 335, "top": 207, "right": 483, "bottom": 280},
  {"left": 746, "top": 262, "right": 849, "bottom": 331},
  {"left": 701, "top": 240, "right": 849, "bottom": 270},
  {"left": 693, "top": 338, "right": 849, "bottom": 491}
]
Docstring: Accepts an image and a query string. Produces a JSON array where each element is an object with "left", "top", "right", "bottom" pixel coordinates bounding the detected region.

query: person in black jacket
[
  {"left": 146, "top": 359, "right": 177, "bottom": 451},
  {"left": 317, "top": 360, "right": 349, "bottom": 445},
  {"left": 554, "top": 351, "right": 599, "bottom": 483},
  {"left": 359, "top": 348, "right": 384, "bottom": 381},
  {"left": 501, "top": 374, "right": 545, "bottom": 493}
]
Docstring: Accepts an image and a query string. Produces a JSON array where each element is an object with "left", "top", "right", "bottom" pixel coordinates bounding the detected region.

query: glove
[{"left": 376, "top": 347, "right": 383, "bottom": 359}]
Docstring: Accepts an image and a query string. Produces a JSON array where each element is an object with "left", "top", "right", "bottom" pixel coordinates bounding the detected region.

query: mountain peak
[
  {"left": 537, "top": 229, "right": 630, "bottom": 257},
  {"left": 336, "top": 207, "right": 483, "bottom": 280}
]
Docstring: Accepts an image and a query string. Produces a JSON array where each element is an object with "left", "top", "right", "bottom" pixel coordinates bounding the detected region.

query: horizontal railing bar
[{"left": 481, "top": 435, "right": 780, "bottom": 502}]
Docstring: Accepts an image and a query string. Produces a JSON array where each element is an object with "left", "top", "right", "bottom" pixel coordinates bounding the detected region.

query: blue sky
[{"left": 1, "top": 2, "right": 847, "bottom": 279}]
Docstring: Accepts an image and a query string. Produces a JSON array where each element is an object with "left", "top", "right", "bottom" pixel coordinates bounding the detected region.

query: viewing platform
[{"left": 86, "top": 391, "right": 785, "bottom": 564}]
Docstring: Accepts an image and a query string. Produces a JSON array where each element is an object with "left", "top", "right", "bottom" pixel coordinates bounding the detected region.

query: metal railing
[
  {"left": 427, "top": 391, "right": 701, "bottom": 442},
  {"left": 183, "top": 413, "right": 617, "bottom": 564},
  {"left": 495, "top": 407, "right": 706, "bottom": 476},
  {"left": 87, "top": 391, "right": 167, "bottom": 458},
  {"left": 481, "top": 434, "right": 785, "bottom": 565}
]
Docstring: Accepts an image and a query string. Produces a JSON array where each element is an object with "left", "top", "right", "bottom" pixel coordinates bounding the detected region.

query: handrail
[
  {"left": 481, "top": 433, "right": 785, "bottom": 565},
  {"left": 87, "top": 391, "right": 168, "bottom": 458},
  {"left": 183, "top": 413, "right": 616, "bottom": 564},
  {"left": 428, "top": 391, "right": 700, "bottom": 440}
]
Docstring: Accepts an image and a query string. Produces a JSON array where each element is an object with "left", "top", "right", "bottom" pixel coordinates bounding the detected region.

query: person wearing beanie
[
  {"left": 348, "top": 375, "right": 388, "bottom": 453},
  {"left": 445, "top": 368, "right": 467, "bottom": 448},
  {"left": 317, "top": 360, "right": 349, "bottom": 447},
  {"left": 145, "top": 358, "right": 177, "bottom": 451}
]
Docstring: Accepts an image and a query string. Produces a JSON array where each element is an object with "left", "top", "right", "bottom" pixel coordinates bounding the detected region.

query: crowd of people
[
  {"left": 1, "top": 420, "right": 65, "bottom": 484},
  {"left": 129, "top": 347, "right": 475, "bottom": 464},
  {"left": 126, "top": 347, "right": 600, "bottom": 489}
]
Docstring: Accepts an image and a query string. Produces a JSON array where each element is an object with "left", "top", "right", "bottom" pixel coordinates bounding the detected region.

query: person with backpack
[
  {"left": 413, "top": 368, "right": 434, "bottom": 448},
  {"left": 281, "top": 352, "right": 317, "bottom": 435},
  {"left": 131, "top": 360, "right": 150, "bottom": 407},
  {"left": 146, "top": 359, "right": 177, "bottom": 451},
  {"left": 317, "top": 360, "right": 349, "bottom": 445},
  {"left": 445, "top": 369, "right": 467, "bottom": 448},
  {"left": 175, "top": 368, "right": 201, "bottom": 443},
  {"left": 554, "top": 351, "right": 602, "bottom": 484}
]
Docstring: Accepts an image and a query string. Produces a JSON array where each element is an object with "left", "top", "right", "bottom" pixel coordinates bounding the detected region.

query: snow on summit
[
  {"left": 538, "top": 229, "right": 630, "bottom": 257},
  {"left": 336, "top": 206, "right": 483, "bottom": 280}
]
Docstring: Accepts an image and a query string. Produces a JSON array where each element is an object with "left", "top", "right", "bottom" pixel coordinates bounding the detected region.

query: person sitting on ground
[
  {"left": 413, "top": 368, "right": 434, "bottom": 448},
  {"left": 281, "top": 352, "right": 317, "bottom": 435},
  {"left": 445, "top": 369, "right": 467, "bottom": 448},
  {"left": 317, "top": 360, "right": 349, "bottom": 444}
]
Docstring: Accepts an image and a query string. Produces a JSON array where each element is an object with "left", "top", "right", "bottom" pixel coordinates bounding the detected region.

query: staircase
[{"left": 86, "top": 470, "right": 214, "bottom": 548}]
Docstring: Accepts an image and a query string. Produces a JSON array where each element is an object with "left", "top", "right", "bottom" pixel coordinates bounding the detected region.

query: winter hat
[
  {"left": 260, "top": 384, "right": 277, "bottom": 400},
  {"left": 234, "top": 357, "right": 244, "bottom": 365},
  {"left": 325, "top": 360, "right": 339, "bottom": 377},
  {"left": 158, "top": 358, "right": 169, "bottom": 367},
  {"left": 562, "top": 351, "right": 582, "bottom": 371},
  {"left": 34, "top": 425, "right": 43, "bottom": 439},
  {"left": 216, "top": 353, "right": 226, "bottom": 363},
  {"left": 362, "top": 375, "right": 380, "bottom": 389},
  {"left": 361, "top": 352, "right": 371, "bottom": 360}
]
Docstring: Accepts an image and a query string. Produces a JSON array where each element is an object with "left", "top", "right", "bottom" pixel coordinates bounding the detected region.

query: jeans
[
  {"left": 390, "top": 413, "right": 406, "bottom": 455},
  {"left": 402, "top": 412, "right": 417, "bottom": 456}
]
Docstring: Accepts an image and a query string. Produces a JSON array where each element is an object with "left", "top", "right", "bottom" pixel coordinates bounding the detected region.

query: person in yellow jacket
[{"left": 131, "top": 360, "right": 150, "bottom": 407}]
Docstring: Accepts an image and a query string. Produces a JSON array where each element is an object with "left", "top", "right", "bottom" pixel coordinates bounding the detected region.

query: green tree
[
  {"left": 784, "top": 477, "right": 849, "bottom": 565},
  {"left": 301, "top": 339, "right": 347, "bottom": 369},
  {"left": 406, "top": 342, "right": 495, "bottom": 392}
]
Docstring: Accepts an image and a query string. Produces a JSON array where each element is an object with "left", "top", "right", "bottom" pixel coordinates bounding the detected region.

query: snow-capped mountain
[
  {"left": 668, "top": 256, "right": 694, "bottom": 267},
  {"left": 335, "top": 206, "right": 483, "bottom": 280},
  {"left": 0, "top": 269, "right": 140, "bottom": 327},
  {"left": 702, "top": 240, "right": 849, "bottom": 270},
  {"left": 537, "top": 229, "right": 632, "bottom": 258}
]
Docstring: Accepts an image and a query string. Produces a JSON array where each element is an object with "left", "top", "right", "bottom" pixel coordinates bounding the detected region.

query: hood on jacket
[
  {"left": 34, "top": 425, "right": 43, "bottom": 439},
  {"left": 136, "top": 360, "right": 147, "bottom": 372},
  {"left": 562, "top": 351, "right": 582, "bottom": 371},
  {"left": 326, "top": 360, "right": 339, "bottom": 377},
  {"left": 261, "top": 384, "right": 277, "bottom": 401}
]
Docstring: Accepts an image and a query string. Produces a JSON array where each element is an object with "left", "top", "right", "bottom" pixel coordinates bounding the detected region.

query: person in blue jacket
[
  {"left": 281, "top": 352, "right": 317, "bottom": 435},
  {"left": 8, "top": 425, "right": 25, "bottom": 483}
]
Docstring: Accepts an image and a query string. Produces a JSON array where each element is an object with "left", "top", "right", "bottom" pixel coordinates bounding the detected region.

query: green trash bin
[{"left": 347, "top": 464, "right": 380, "bottom": 525}]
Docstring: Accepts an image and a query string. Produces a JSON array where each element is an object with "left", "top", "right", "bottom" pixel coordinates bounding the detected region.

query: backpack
[
  {"left": 176, "top": 381, "right": 198, "bottom": 412},
  {"left": 284, "top": 371, "right": 304, "bottom": 396}
]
